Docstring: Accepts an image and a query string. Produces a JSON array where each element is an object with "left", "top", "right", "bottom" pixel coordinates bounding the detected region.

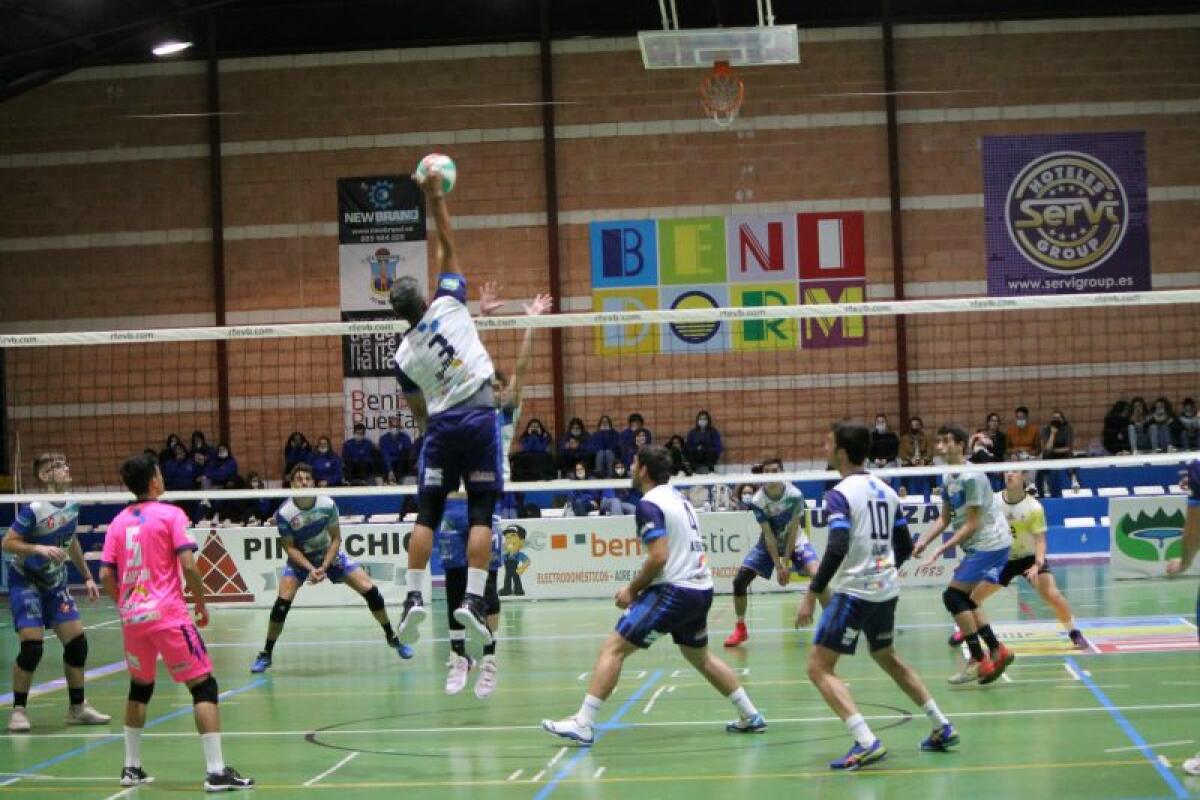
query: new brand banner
[
  {"left": 1108, "top": 496, "right": 1196, "bottom": 579},
  {"left": 337, "top": 176, "right": 428, "bottom": 441},
  {"left": 983, "top": 132, "right": 1150, "bottom": 296}
]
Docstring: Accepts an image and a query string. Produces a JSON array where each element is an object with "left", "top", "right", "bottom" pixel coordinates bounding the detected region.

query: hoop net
[{"left": 699, "top": 61, "right": 745, "bottom": 128}]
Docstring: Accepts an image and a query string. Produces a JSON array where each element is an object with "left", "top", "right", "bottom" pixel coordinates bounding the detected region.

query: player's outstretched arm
[
  {"left": 416, "top": 171, "right": 459, "bottom": 275},
  {"left": 509, "top": 292, "right": 553, "bottom": 408}
]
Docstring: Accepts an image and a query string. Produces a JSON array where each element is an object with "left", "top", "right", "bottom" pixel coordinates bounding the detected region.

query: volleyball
[{"left": 414, "top": 153, "right": 457, "bottom": 194}]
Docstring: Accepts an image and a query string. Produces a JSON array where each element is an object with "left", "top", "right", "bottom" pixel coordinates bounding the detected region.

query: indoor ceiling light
[{"left": 151, "top": 40, "right": 193, "bottom": 57}]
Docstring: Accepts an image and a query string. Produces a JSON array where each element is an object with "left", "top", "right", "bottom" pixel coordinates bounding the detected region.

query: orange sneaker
[
  {"left": 978, "top": 645, "right": 1014, "bottom": 685},
  {"left": 724, "top": 621, "right": 748, "bottom": 647}
]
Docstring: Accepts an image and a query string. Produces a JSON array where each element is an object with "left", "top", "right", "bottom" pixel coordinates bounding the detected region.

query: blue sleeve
[
  {"left": 275, "top": 513, "right": 291, "bottom": 538},
  {"left": 711, "top": 430, "right": 723, "bottom": 457},
  {"left": 749, "top": 501, "right": 768, "bottom": 524},
  {"left": 1189, "top": 460, "right": 1200, "bottom": 506},
  {"left": 825, "top": 490, "right": 851, "bottom": 532},
  {"left": 11, "top": 505, "right": 34, "bottom": 536},
  {"left": 395, "top": 365, "right": 420, "bottom": 395},
  {"left": 634, "top": 499, "right": 667, "bottom": 543}
]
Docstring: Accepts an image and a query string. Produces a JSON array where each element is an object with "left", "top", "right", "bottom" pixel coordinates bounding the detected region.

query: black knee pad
[
  {"left": 416, "top": 491, "right": 448, "bottom": 530},
  {"left": 466, "top": 490, "right": 499, "bottom": 527},
  {"left": 189, "top": 676, "right": 220, "bottom": 705},
  {"left": 16, "top": 640, "right": 43, "bottom": 673},
  {"left": 62, "top": 634, "right": 87, "bottom": 668},
  {"left": 363, "top": 586, "right": 386, "bottom": 613},
  {"left": 270, "top": 597, "right": 293, "bottom": 624},
  {"left": 942, "top": 587, "right": 976, "bottom": 616},
  {"left": 732, "top": 568, "right": 756, "bottom": 597},
  {"left": 128, "top": 681, "right": 155, "bottom": 704}
]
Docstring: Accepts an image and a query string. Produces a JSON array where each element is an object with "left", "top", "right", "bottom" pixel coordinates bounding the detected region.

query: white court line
[
  {"left": 1000, "top": 673, "right": 1013, "bottom": 684},
  {"left": 13, "top": 702, "right": 1200, "bottom": 740},
  {"left": 1159, "top": 755, "right": 1172, "bottom": 769},
  {"left": 1053, "top": 684, "right": 1130, "bottom": 689},
  {"left": 302, "top": 751, "right": 359, "bottom": 787},
  {"left": 593, "top": 766, "right": 606, "bottom": 779},
  {"left": 642, "top": 686, "right": 668, "bottom": 715},
  {"left": 102, "top": 789, "right": 134, "bottom": 800},
  {"left": 1162, "top": 680, "right": 1200, "bottom": 686},
  {"left": 667, "top": 686, "right": 676, "bottom": 693},
  {"left": 0, "top": 774, "right": 120, "bottom": 781},
  {"left": 1106, "top": 739, "right": 1195, "bottom": 754},
  {"left": 1064, "top": 662, "right": 1082, "bottom": 681},
  {"left": 546, "top": 746, "right": 568, "bottom": 768},
  {"left": 506, "top": 769, "right": 524, "bottom": 782},
  {"left": 529, "top": 769, "right": 546, "bottom": 782},
  {"left": 1180, "top": 616, "right": 1198, "bottom": 629}
]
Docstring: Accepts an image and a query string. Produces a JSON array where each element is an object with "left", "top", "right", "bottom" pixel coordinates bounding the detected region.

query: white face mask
[
  {"left": 741, "top": 493, "right": 754, "bottom": 503},
  {"left": 1016, "top": 419, "right": 1028, "bottom": 428},
  {"left": 875, "top": 423, "right": 886, "bottom": 433},
  {"left": 698, "top": 419, "right": 709, "bottom": 428}
]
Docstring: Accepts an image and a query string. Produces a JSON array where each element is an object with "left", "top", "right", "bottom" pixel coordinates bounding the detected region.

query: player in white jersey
[
  {"left": 3, "top": 452, "right": 110, "bottom": 732},
  {"left": 914, "top": 426, "right": 1015, "bottom": 685},
  {"left": 542, "top": 446, "right": 766, "bottom": 745},
  {"left": 390, "top": 168, "right": 504, "bottom": 647},
  {"left": 249, "top": 463, "right": 411, "bottom": 673},
  {"left": 724, "top": 458, "right": 819, "bottom": 648},
  {"left": 796, "top": 423, "right": 957, "bottom": 770}
]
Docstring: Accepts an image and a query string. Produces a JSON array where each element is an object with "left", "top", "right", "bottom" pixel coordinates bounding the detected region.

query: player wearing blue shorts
[
  {"left": 437, "top": 497, "right": 503, "bottom": 698},
  {"left": 1167, "top": 458, "right": 1200, "bottom": 775},
  {"left": 797, "top": 423, "right": 957, "bottom": 771},
  {"left": 391, "top": 168, "right": 506, "bottom": 646},
  {"left": 542, "top": 447, "right": 765, "bottom": 745},
  {"left": 250, "top": 464, "right": 411, "bottom": 673},
  {"left": 3, "top": 452, "right": 110, "bottom": 732},
  {"left": 724, "top": 458, "right": 819, "bottom": 648},
  {"left": 914, "top": 426, "right": 1015, "bottom": 685}
]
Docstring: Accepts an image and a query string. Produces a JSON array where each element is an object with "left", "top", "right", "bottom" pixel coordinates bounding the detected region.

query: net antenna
[{"left": 639, "top": 0, "right": 799, "bottom": 128}]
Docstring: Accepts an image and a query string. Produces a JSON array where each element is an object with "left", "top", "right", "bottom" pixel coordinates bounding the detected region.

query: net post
[{"left": 539, "top": 0, "right": 567, "bottom": 437}]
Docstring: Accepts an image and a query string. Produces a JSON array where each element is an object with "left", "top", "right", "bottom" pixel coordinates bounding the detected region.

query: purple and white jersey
[{"left": 824, "top": 473, "right": 906, "bottom": 602}]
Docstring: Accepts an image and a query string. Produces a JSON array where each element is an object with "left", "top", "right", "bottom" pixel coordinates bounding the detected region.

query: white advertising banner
[{"left": 1108, "top": 496, "right": 1194, "bottom": 579}]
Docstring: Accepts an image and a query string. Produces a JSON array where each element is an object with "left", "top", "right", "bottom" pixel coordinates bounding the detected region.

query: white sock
[
  {"left": 1064, "top": 617, "right": 1078, "bottom": 632},
  {"left": 845, "top": 713, "right": 876, "bottom": 748},
  {"left": 466, "top": 568, "right": 488, "bottom": 597},
  {"left": 123, "top": 726, "right": 142, "bottom": 768},
  {"left": 406, "top": 569, "right": 427, "bottom": 595},
  {"left": 200, "top": 732, "right": 224, "bottom": 775},
  {"left": 727, "top": 687, "right": 758, "bottom": 719},
  {"left": 449, "top": 629, "right": 466, "bottom": 643},
  {"left": 577, "top": 694, "right": 603, "bottom": 725},
  {"left": 922, "top": 699, "right": 949, "bottom": 727}
]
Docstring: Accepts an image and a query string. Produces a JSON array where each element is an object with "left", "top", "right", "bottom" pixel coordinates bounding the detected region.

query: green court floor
[{"left": 2, "top": 566, "right": 1198, "bottom": 799}]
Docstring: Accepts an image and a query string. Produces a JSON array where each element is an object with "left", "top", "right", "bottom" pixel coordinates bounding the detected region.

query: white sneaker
[
  {"left": 445, "top": 654, "right": 473, "bottom": 695},
  {"left": 1183, "top": 754, "right": 1200, "bottom": 776},
  {"left": 8, "top": 707, "right": 30, "bottom": 733},
  {"left": 66, "top": 701, "right": 112, "bottom": 725},
  {"left": 541, "top": 715, "right": 594, "bottom": 746},
  {"left": 475, "top": 655, "right": 497, "bottom": 699},
  {"left": 948, "top": 660, "right": 981, "bottom": 685}
]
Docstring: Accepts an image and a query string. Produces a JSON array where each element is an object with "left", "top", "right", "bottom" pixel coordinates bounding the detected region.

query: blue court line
[
  {"left": 1064, "top": 656, "right": 1189, "bottom": 799},
  {"left": 0, "top": 660, "right": 127, "bottom": 706},
  {"left": 0, "top": 678, "right": 266, "bottom": 786},
  {"left": 533, "top": 669, "right": 663, "bottom": 800}
]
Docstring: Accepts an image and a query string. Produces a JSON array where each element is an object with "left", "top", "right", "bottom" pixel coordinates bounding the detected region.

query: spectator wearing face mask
[
  {"left": 600, "top": 460, "right": 640, "bottom": 515},
  {"left": 666, "top": 435, "right": 693, "bottom": 476},
  {"left": 898, "top": 415, "right": 932, "bottom": 496},
  {"left": 562, "top": 461, "right": 599, "bottom": 516},
  {"left": 284, "top": 431, "right": 312, "bottom": 477},
  {"left": 869, "top": 414, "right": 900, "bottom": 469},
  {"left": 557, "top": 417, "right": 591, "bottom": 477},
  {"left": 205, "top": 443, "right": 239, "bottom": 487},
  {"left": 983, "top": 412, "right": 1007, "bottom": 462},
  {"left": 685, "top": 410, "right": 723, "bottom": 474},
  {"left": 162, "top": 442, "right": 195, "bottom": 492},
  {"left": 1146, "top": 397, "right": 1181, "bottom": 453},
  {"left": 968, "top": 430, "right": 1003, "bottom": 490},
  {"left": 379, "top": 418, "right": 413, "bottom": 484},
  {"left": 1127, "top": 397, "right": 1151, "bottom": 454},
  {"left": 309, "top": 435, "right": 344, "bottom": 487},
  {"left": 159, "top": 433, "right": 183, "bottom": 465},
  {"left": 590, "top": 415, "right": 619, "bottom": 477},
  {"left": 1035, "top": 410, "right": 1073, "bottom": 498},
  {"left": 622, "top": 428, "right": 651, "bottom": 468},
  {"left": 1179, "top": 398, "right": 1200, "bottom": 450},
  {"left": 619, "top": 413, "right": 652, "bottom": 466},
  {"left": 342, "top": 423, "right": 379, "bottom": 485},
  {"left": 1102, "top": 400, "right": 1132, "bottom": 455},
  {"left": 1006, "top": 406, "right": 1039, "bottom": 460},
  {"left": 246, "top": 472, "right": 280, "bottom": 524},
  {"left": 190, "top": 430, "right": 217, "bottom": 462},
  {"left": 512, "top": 418, "right": 555, "bottom": 481}
]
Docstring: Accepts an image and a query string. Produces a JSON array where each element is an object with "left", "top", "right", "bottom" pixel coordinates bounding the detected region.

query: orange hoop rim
[{"left": 699, "top": 60, "right": 744, "bottom": 127}]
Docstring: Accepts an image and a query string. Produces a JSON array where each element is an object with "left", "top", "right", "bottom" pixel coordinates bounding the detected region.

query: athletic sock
[
  {"left": 449, "top": 630, "right": 467, "bottom": 657},
  {"left": 577, "top": 694, "right": 603, "bottom": 725},
  {"left": 123, "top": 726, "right": 143, "bottom": 768},
  {"left": 964, "top": 632, "right": 985, "bottom": 662},
  {"left": 13, "top": 691, "right": 28, "bottom": 709},
  {"left": 200, "top": 732, "right": 225, "bottom": 775},
  {"left": 845, "top": 713, "right": 876, "bottom": 748},
  {"left": 381, "top": 621, "right": 396, "bottom": 643},
  {"left": 68, "top": 687, "right": 84, "bottom": 706},
  {"left": 466, "top": 568, "right": 488, "bottom": 598},
  {"left": 977, "top": 624, "right": 1001, "bottom": 655},
  {"left": 922, "top": 699, "right": 949, "bottom": 727},
  {"left": 406, "top": 569, "right": 427, "bottom": 596},
  {"left": 263, "top": 638, "right": 276, "bottom": 655},
  {"left": 483, "top": 636, "right": 497, "bottom": 657},
  {"left": 727, "top": 687, "right": 758, "bottom": 719}
]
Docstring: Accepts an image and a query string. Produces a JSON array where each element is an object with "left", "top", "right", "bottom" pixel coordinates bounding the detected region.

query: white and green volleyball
[{"left": 414, "top": 153, "right": 457, "bottom": 194}]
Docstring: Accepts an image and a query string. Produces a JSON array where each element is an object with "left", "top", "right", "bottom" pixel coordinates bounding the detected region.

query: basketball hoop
[{"left": 699, "top": 60, "right": 745, "bottom": 128}]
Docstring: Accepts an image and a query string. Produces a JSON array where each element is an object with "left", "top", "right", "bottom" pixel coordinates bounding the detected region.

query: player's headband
[{"left": 434, "top": 272, "right": 468, "bottom": 304}]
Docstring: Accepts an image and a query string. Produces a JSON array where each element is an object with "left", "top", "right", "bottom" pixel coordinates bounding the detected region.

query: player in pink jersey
[{"left": 100, "top": 454, "right": 254, "bottom": 793}]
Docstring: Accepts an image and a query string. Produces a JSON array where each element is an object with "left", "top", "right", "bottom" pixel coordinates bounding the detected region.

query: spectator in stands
[
  {"left": 1128, "top": 397, "right": 1150, "bottom": 453},
  {"left": 215, "top": 475, "right": 252, "bottom": 525},
  {"left": 1179, "top": 397, "right": 1200, "bottom": 450},
  {"left": 158, "top": 434, "right": 182, "bottom": 464},
  {"left": 557, "top": 417, "right": 591, "bottom": 477},
  {"left": 601, "top": 460, "right": 641, "bottom": 516},
  {"left": 869, "top": 414, "right": 900, "bottom": 469},
  {"left": 622, "top": 428, "right": 650, "bottom": 468},
  {"left": 246, "top": 472, "right": 280, "bottom": 524},
  {"left": 379, "top": 418, "right": 413, "bottom": 484},
  {"left": 590, "top": 415, "right": 619, "bottom": 478},
  {"left": 1035, "top": 410, "right": 1073, "bottom": 498},
  {"left": 309, "top": 435, "right": 343, "bottom": 487},
  {"left": 190, "top": 449, "right": 209, "bottom": 489},
  {"left": 1147, "top": 397, "right": 1181, "bottom": 452},
  {"left": 1102, "top": 400, "right": 1132, "bottom": 455},
  {"left": 512, "top": 418, "right": 554, "bottom": 480},
  {"left": 342, "top": 422, "right": 378, "bottom": 485},
  {"left": 666, "top": 435, "right": 693, "bottom": 476},
  {"left": 619, "top": 413, "right": 652, "bottom": 462},
  {"left": 190, "top": 430, "right": 216, "bottom": 461},
  {"left": 685, "top": 410, "right": 723, "bottom": 473},
  {"left": 735, "top": 482, "right": 757, "bottom": 509},
  {"left": 968, "top": 430, "right": 1004, "bottom": 490},
  {"left": 984, "top": 412, "right": 1007, "bottom": 462},
  {"left": 284, "top": 431, "right": 311, "bottom": 476},
  {"left": 898, "top": 415, "right": 933, "bottom": 496},
  {"left": 205, "top": 442, "right": 239, "bottom": 487},
  {"left": 563, "top": 461, "right": 599, "bottom": 517},
  {"left": 1006, "top": 406, "right": 1039, "bottom": 460},
  {"left": 161, "top": 442, "right": 193, "bottom": 491}
]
